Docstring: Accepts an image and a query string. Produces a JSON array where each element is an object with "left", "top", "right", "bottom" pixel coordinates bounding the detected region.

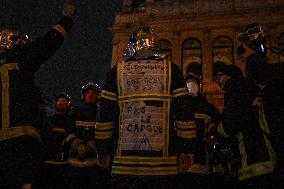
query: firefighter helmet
[
  {"left": 133, "top": 26, "right": 157, "bottom": 52},
  {"left": 54, "top": 93, "right": 72, "bottom": 112},
  {"left": 0, "top": 29, "right": 29, "bottom": 50},
  {"left": 237, "top": 23, "right": 267, "bottom": 57},
  {"left": 123, "top": 26, "right": 160, "bottom": 60},
  {"left": 81, "top": 82, "right": 100, "bottom": 96},
  {"left": 184, "top": 72, "right": 201, "bottom": 86},
  {"left": 54, "top": 93, "right": 72, "bottom": 105}
]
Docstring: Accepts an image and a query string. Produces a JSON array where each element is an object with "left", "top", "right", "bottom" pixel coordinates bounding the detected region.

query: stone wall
[{"left": 110, "top": 0, "right": 284, "bottom": 111}]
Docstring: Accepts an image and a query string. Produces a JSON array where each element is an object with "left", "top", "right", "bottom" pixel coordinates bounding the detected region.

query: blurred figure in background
[
  {"left": 65, "top": 82, "right": 108, "bottom": 189},
  {"left": 182, "top": 73, "right": 234, "bottom": 189},
  {"left": 38, "top": 93, "right": 74, "bottom": 188},
  {"left": 215, "top": 64, "right": 276, "bottom": 189}
]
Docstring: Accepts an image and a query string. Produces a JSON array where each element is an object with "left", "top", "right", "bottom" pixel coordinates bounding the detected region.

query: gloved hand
[
  {"left": 70, "top": 138, "right": 87, "bottom": 159},
  {"left": 179, "top": 153, "right": 193, "bottom": 173},
  {"left": 85, "top": 140, "right": 97, "bottom": 156},
  {"left": 207, "top": 123, "right": 215, "bottom": 133},
  {"left": 63, "top": 1, "right": 77, "bottom": 17},
  {"left": 97, "top": 154, "right": 111, "bottom": 169}
]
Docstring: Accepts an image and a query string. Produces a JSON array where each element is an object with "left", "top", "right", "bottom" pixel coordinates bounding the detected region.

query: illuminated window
[
  {"left": 182, "top": 38, "right": 202, "bottom": 77},
  {"left": 212, "top": 36, "right": 234, "bottom": 80},
  {"left": 157, "top": 39, "right": 172, "bottom": 62},
  {"left": 278, "top": 33, "right": 284, "bottom": 62}
]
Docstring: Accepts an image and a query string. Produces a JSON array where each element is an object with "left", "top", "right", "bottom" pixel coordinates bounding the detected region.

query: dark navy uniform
[
  {"left": 217, "top": 76, "right": 276, "bottom": 188},
  {"left": 246, "top": 53, "right": 284, "bottom": 184},
  {"left": 68, "top": 102, "right": 98, "bottom": 162},
  {"left": 0, "top": 16, "right": 73, "bottom": 188},
  {"left": 66, "top": 101, "right": 106, "bottom": 189},
  {"left": 96, "top": 58, "right": 196, "bottom": 189},
  {"left": 183, "top": 95, "right": 225, "bottom": 189},
  {"left": 39, "top": 112, "right": 75, "bottom": 188}
]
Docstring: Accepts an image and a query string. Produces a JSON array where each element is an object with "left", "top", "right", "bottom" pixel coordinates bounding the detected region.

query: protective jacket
[
  {"left": 96, "top": 58, "right": 196, "bottom": 176},
  {"left": 45, "top": 113, "right": 75, "bottom": 164},
  {"left": 0, "top": 16, "right": 73, "bottom": 142},
  {"left": 217, "top": 77, "right": 276, "bottom": 181},
  {"left": 186, "top": 96, "right": 221, "bottom": 174},
  {"left": 66, "top": 102, "right": 98, "bottom": 167},
  {"left": 0, "top": 16, "right": 73, "bottom": 188}
]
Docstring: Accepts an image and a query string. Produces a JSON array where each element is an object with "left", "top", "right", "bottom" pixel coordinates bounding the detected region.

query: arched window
[
  {"left": 182, "top": 38, "right": 202, "bottom": 77},
  {"left": 186, "top": 62, "right": 201, "bottom": 77},
  {"left": 212, "top": 36, "right": 234, "bottom": 80},
  {"left": 278, "top": 32, "right": 284, "bottom": 62},
  {"left": 157, "top": 39, "right": 172, "bottom": 62}
]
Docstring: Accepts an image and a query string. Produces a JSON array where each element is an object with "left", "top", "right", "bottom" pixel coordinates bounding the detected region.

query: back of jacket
[
  {"left": 96, "top": 58, "right": 196, "bottom": 176},
  {"left": 219, "top": 77, "right": 276, "bottom": 181}
]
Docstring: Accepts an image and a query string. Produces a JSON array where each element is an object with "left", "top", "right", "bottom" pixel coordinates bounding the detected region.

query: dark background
[{"left": 0, "top": 0, "right": 123, "bottom": 105}]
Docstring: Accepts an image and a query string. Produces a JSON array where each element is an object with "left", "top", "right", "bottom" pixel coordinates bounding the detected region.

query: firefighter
[
  {"left": 215, "top": 64, "right": 276, "bottom": 189},
  {"left": 237, "top": 23, "right": 283, "bottom": 184},
  {"left": 236, "top": 23, "right": 272, "bottom": 90},
  {"left": 65, "top": 82, "right": 107, "bottom": 189},
  {"left": 182, "top": 72, "right": 235, "bottom": 189},
  {"left": 38, "top": 93, "right": 75, "bottom": 188},
  {"left": 0, "top": 2, "right": 77, "bottom": 188},
  {"left": 95, "top": 26, "right": 196, "bottom": 189}
]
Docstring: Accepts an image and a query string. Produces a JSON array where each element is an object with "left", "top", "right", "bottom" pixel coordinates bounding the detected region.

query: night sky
[{"left": 0, "top": 0, "right": 122, "bottom": 105}]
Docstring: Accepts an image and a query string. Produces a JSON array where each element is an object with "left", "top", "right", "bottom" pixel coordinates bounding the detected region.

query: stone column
[{"left": 172, "top": 30, "right": 181, "bottom": 69}]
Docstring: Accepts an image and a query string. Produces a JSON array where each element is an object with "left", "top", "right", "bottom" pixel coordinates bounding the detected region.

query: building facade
[{"left": 110, "top": 0, "right": 284, "bottom": 111}]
